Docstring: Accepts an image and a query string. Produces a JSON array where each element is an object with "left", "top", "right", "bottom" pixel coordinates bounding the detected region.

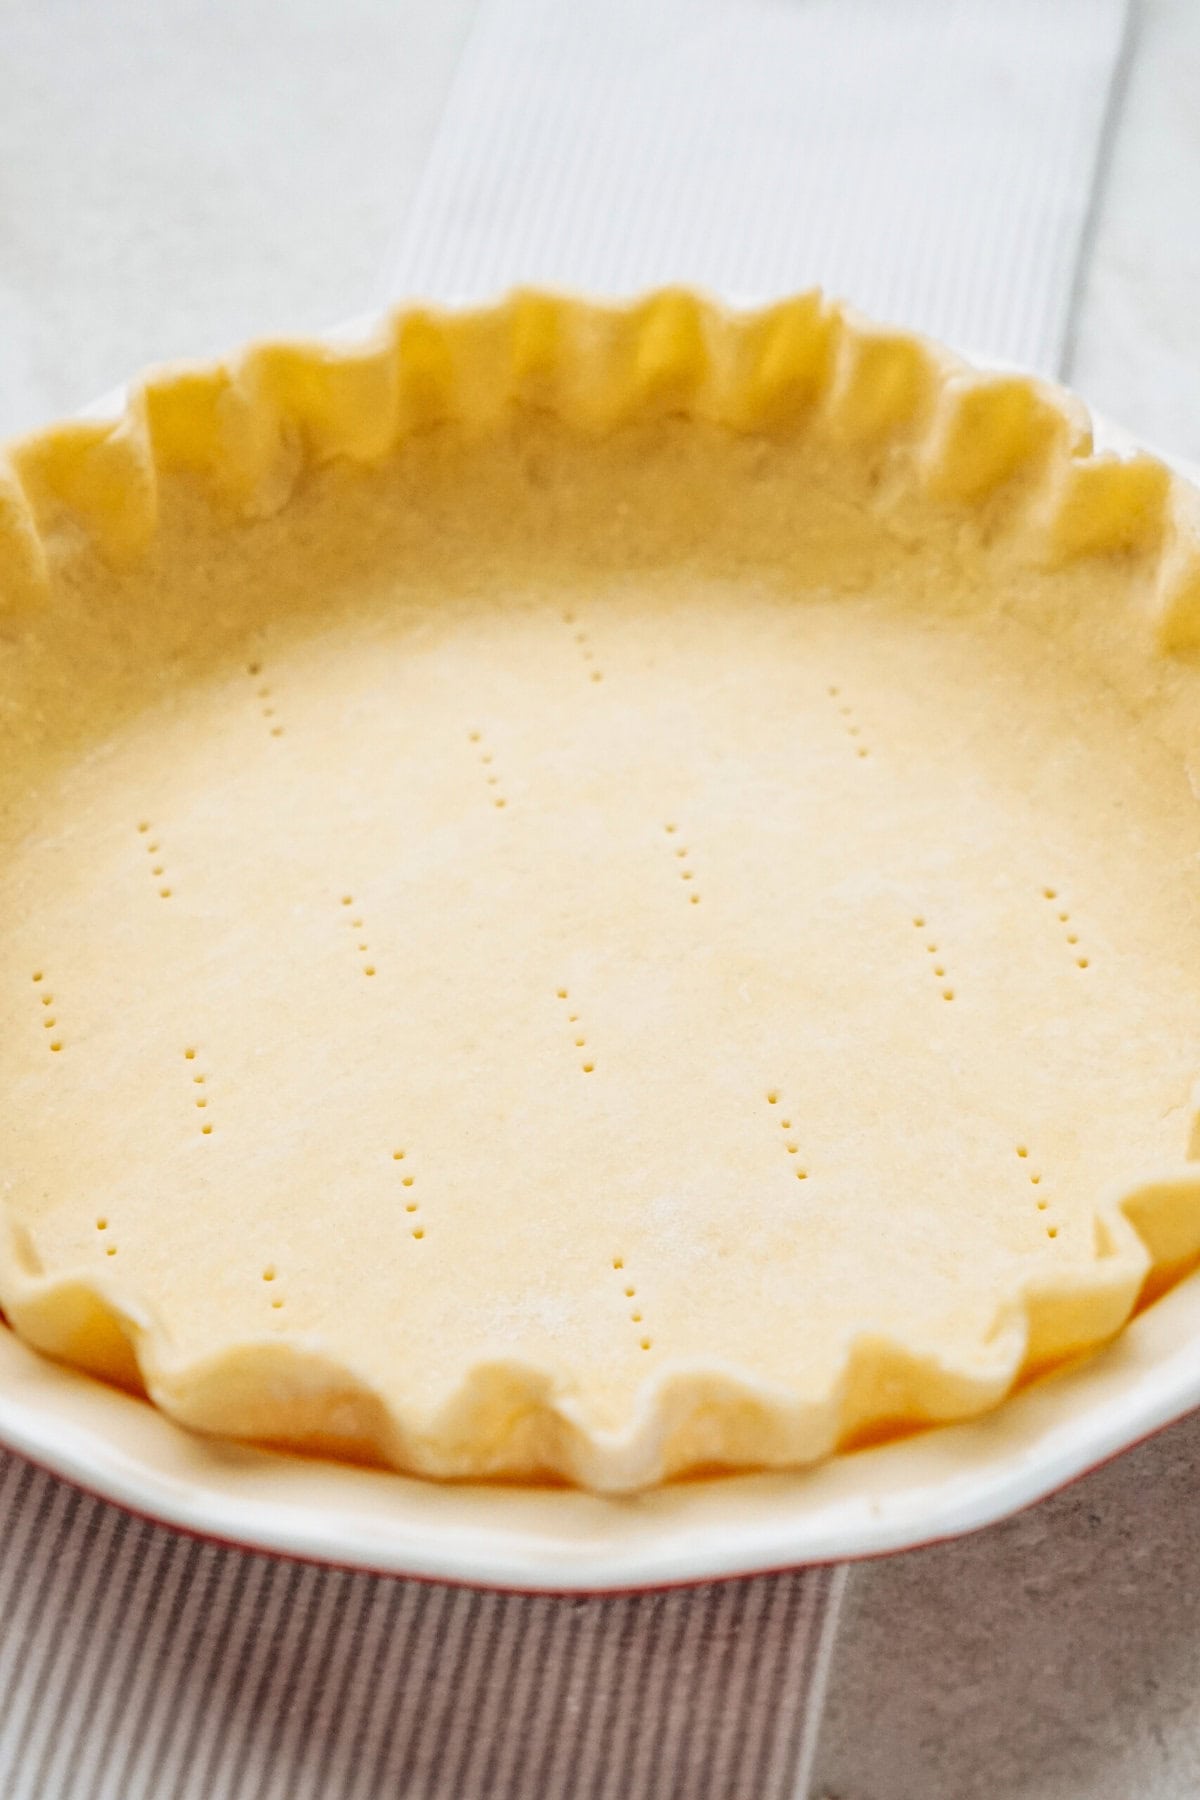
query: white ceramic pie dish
[{"left": 2, "top": 324, "right": 1197, "bottom": 1592}]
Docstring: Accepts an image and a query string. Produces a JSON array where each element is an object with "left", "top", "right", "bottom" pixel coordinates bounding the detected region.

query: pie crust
[{"left": 2, "top": 290, "right": 1200, "bottom": 1493}]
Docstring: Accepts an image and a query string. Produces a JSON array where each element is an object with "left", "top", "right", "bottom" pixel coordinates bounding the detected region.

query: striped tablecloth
[
  {"left": 382, "top": 0, "right": 1130, "bottom": 371},
  {"left": 0, "top": 1453, "right": 843, "bottom": 1799}
]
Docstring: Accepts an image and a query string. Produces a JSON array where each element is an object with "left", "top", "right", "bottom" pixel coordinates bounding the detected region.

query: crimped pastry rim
[{"left": 2, "top": 287, "right": 1200, "bottom": 1495}]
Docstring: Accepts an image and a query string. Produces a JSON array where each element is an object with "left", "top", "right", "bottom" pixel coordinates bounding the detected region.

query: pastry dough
[{"left": 2, "top": 290, "right": 1200, "bottom": 1492}]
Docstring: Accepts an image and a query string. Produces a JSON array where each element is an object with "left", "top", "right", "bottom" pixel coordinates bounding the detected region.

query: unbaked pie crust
[{"left": 2, "top": 290, "right": 1200, "bottom": 1492}]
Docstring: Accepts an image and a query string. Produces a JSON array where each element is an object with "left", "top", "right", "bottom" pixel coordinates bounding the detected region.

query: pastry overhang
[{"left": 2, "top": 290, "right": 1200, "bottom": 1492}]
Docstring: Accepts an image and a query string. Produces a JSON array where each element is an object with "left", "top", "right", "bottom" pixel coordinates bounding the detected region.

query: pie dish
[{"left": 2, "top": 290, "right": 1200, "bottom": 1496}]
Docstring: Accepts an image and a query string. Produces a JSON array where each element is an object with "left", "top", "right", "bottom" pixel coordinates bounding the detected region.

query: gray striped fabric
[
  {"left": 0, "top": 2, "right": 1128, "bottom": 1794},
  {"left": 382, "top": 0, "right": 1130, "bottom": 372},
  {"left": 0, "top": 1448, "right": 843, "bottom": 1800}
]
